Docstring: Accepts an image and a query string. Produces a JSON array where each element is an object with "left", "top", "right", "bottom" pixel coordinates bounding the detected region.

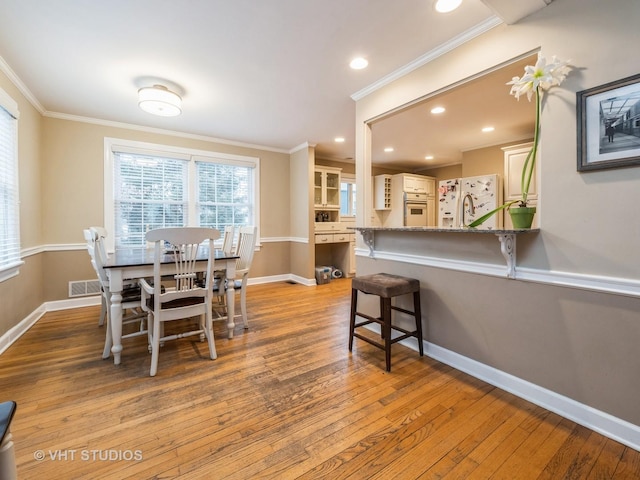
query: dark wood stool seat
[{"left": 349, "top": 273, "right": 424, "bottom": 372}]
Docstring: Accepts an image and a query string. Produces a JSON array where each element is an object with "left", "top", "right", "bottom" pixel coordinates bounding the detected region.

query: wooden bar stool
[{"left": 349, "top": 273, "right": 424, "bottom": 372}]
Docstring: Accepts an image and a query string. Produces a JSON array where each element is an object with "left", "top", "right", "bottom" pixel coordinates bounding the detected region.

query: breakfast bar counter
[{"left": 352, "top": 226, "right": 539, "bottom": 279}]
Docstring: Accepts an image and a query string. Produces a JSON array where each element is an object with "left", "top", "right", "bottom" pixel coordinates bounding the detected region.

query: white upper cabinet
[
  {"left": 393, "top": 173, "right": 435, "bottom": 195},
  {"left": 314, "top": 166, "right": 341, "bottom": 209}
]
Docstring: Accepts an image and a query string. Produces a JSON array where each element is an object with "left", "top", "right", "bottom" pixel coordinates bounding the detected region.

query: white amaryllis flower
[{"left": 507, "top": 53, "right": 572, "bottom": 101}]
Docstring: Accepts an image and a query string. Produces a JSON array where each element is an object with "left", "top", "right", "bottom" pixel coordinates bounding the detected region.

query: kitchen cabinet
[
  {"left": 374, "top": 174, "right": 392, "bottom": 210},
  {"left": 503, "top": 142, "right": 538, "bottom": 228},
  {"left": 314, "top": 166, "right": 341, "bottom": 209},
  {"left": 397, "top": 173, "right": 435, "bottom": 194},
  {"left": 314, "top": 166, "right": 342, "bottom": 228}
]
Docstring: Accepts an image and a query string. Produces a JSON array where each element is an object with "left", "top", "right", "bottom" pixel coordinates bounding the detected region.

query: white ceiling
[{"left": 0, "top": 0, "right": 550, "bottom": 163}]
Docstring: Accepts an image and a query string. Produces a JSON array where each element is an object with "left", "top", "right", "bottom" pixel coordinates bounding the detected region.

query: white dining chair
[
  {"left": 221, "top": 225, "right": 235, "bottom": 255},
  {"left": 213, "top": 225, "right": 257, "bottom": 330},
  {"left": 83, "top": 228, "right": 107, "bottom": 326},
  {"left": 87, "top": 227, "right": 147, "bottom": 359},
  {"left": 139, "top": 227, "right": 220, "bottom": 377}
]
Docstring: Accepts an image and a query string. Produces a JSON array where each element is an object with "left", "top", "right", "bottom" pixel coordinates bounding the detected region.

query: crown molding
[
  {"left": 0, "top": 55, "right": 45, "bottom": 113},
  {"left": 44, "top": 111, "right": 290, "bottom": 154},
  {"left": 351, "top": 15, "right": 503, "bottom": 101}
]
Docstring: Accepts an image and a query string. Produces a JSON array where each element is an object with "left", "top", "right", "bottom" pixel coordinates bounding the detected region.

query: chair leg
[
  {"left": 348, "top": 288, "right": 357, "bottom": 351},
  {"left": 240, "top": 286, "right": 248, "bottom": 329},
  {"left": 150, "top": 316, "right": 160, "bottom": 377},
  {"left": 382, "top": 297, "right": 392, "bottom": 372},
  {"left": 99, "top": 295, "right": 107, "bottom": 326},
  {"left": 102, "top": 294, "right": 113, "bottom": 359},
  {"left": 204, "top": 310, "right": 217, "bottom": 360},
  {"left": 413, "top": 291, "right": 424, "bottom": 357},
  {"left": 102, "top": 317, "right": 112, "bottom": 359}
]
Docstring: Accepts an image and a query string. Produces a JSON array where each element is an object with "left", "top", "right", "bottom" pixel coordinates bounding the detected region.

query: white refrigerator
[{"left": 437, "top": 174, "right": 502, "bottom": 229}]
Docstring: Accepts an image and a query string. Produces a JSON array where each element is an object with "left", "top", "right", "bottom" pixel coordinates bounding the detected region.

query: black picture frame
[{"left": 577, "top": 73, "right": 640, "bottom": 171}]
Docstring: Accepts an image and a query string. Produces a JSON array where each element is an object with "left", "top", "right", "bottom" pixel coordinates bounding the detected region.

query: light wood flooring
[{"left": 1, "top": 278, "right": 639, "bottom": 479}]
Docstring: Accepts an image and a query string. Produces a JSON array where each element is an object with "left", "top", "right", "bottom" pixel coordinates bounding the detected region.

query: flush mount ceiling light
[
  {"left": 138, "top": 85, "right": 182, "bottom": 117},
  {"left": 434, "top": 0, "right": 462, "bottom": 13},
  {"left": 430, "top": 106, "right": 446, "bottom": 114}
]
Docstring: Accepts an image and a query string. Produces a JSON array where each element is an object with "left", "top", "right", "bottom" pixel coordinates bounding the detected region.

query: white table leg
[{"left": 108, "top": 270, "right": 124, "bottom": 365}]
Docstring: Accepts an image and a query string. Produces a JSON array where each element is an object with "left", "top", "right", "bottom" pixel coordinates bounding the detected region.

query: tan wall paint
[
  {"left": 354, "top": 0, "right": 640, "bottom": 426},
  {"left": 0, "top": 69, "right": 45, "bottom": 337},
  {"left": 42, "top": 250, "right": 96, "bottom": 301},
  {"left": 0, "top": 255, "right": 44, "bottom": 337},
  {"left": 289, "top": 146, "right": 315, "bottom": 280},
  {"left": 247, "top": 242, "right": 291, "bottom": 279}
]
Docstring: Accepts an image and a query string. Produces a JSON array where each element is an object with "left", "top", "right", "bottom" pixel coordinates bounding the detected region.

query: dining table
[{"left": 103, "top": 247, "right": 239, "bottom": 366}]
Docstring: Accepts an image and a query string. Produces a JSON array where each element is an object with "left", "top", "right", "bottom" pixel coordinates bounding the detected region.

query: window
[
  {"left": 340, "top": 175, "right": 356, "bottom": 217},
  {"left": 0, "top": 87, "right": 21, "bottom": 282},
  {"left": 105, "top": 138, "right": 259, "bottom": 250}
]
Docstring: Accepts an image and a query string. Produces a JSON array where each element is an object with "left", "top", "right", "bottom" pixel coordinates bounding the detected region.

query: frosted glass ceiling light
[
  {"left": 435, "top": 0, "right": 462, "bottom": 13},
  {"left": 138, "top": 85, "right": 182, "bottom": 117}
]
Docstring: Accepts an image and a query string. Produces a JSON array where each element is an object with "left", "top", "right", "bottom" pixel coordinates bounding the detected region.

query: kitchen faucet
[{"left": 460, "top": 193, "right": 475, "bottom": 228}]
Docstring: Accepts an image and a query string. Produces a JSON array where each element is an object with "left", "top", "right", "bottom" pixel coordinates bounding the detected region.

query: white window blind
[
  {"left": 108, "top": 140, "right": 258, "bottom": 250},
  {"left": 0, "top": 100, "right": 20, "bottom": 279},
  {"left": 113, "top": 152, "right": 188, "bottom": 248},
  {"left": 196, "top": 160, "right": 253, "bottom": 230}
]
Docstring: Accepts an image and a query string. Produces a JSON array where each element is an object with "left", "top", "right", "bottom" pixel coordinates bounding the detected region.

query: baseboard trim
[
  {"left": 398, "top": 335, "right": 640, "bottom": 451},
  {"left": 0, "top": 306, "right": 45, "bottom": 356}
]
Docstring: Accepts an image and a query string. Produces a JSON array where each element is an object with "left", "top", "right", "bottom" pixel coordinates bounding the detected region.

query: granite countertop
[{"left": 350, "top": 226, "right": 539, "bottom": 234}]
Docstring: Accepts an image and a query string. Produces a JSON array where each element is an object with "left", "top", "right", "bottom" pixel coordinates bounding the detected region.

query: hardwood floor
[{"left": 2, "top": 278, "right": 639, "bottom": 479}]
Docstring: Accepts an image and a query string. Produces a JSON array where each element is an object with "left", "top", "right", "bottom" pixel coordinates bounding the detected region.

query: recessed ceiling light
[
  {"left": 384, "top": 147, "right": 394, "bottom": 153},
  {"left": 482, "top": 126, "right": 495, "bottom": 133},
  {"left": 430, "top": 106, "right": 445, "bottom": 114},
  {"left": 434, "top": 0, "right": 463, "bottom": 13},
  {"left": 425, "top": 155, "right": 434, "bottom": 160},
  {"left": 350, "top": 57, "right": 368, "bottom": 70},
  {"left": 334, "top": 137, "right": 345, "bottom": 143}
]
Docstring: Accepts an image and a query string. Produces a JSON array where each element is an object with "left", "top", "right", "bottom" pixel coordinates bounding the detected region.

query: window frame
[
  {"left": 0, "top": 87, "right": 22, "bottom": 283},
  {"left": 104, "top": 137, "right": 260, "bottom": 252},
  {"left": 340, "top": 173, "right": 356, "bottom": 219}
]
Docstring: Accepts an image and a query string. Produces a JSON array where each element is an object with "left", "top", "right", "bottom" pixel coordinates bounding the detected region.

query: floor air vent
[{"left": 69, "top": 279, "right": 102, "bottom": 298}]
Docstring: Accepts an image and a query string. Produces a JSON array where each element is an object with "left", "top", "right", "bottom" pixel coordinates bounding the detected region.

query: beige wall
[
  {"left": 289, "top": 146, "right": 315, "bottom": 279},
  {"left": 354, "top": 0, "right": 640, "bottom": 427},
  {"left": 0, "top": 69, "right": 45, "bottom": 338}
]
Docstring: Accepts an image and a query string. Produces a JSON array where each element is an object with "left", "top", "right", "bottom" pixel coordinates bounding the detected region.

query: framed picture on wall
[{"left": 577, "top": 73, "right": 640, "bottom": 171}]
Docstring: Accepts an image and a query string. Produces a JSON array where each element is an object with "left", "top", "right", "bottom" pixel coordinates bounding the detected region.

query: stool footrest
[
  {"left": 352, "top": 332, "right": 384, "bottom": 351},
  {"left": 390, "top": 305, "right": 415, "bottom": 317}
]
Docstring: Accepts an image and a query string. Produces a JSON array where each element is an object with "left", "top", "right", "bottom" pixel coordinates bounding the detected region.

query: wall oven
[{"left": 403, "top": 192, "right": 429, "bottom": 227}]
